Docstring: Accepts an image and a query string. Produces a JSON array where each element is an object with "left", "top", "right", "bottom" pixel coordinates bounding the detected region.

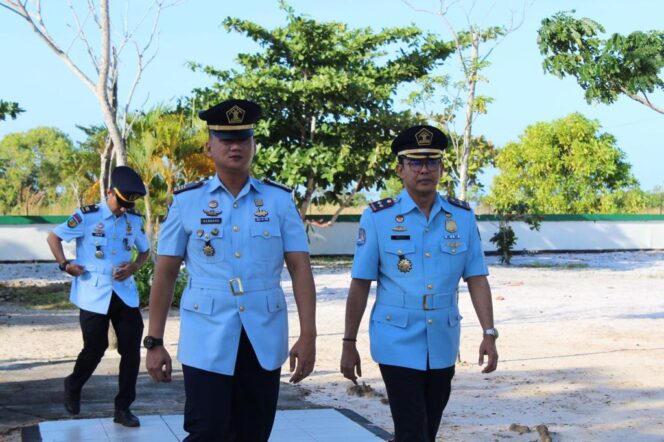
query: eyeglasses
[{"left": 404, "top": 158, "right": 441, "bottom": 172}]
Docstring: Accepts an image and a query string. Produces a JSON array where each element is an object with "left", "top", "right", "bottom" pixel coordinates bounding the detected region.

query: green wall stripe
[{"left": 1, "top": 213, "right": 663, "bottom": 225}]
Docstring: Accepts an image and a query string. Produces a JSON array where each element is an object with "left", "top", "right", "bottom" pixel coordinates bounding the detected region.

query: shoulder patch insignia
[
  {"left": 126, "top": 208, "right": 143, "bottom": 217},
  {"left": 81, "top": 204, "right": 99, "bottom": 214},
  {"left": 447, "top": 197, "right": 470, "bottom": 210},
  {"left": 369, "top": 197, "right": 395, "bottom": 212},
  {"left": 262, "top": 179, "right": 292, "bottom": 192},
  {"left": 174, "top": 180, "right": 205, "bottom": 195}
]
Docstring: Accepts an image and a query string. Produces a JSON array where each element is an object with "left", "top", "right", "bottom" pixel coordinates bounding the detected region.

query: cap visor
[{"left": 211, "top": 129, "right": 253, "bottom": 140}]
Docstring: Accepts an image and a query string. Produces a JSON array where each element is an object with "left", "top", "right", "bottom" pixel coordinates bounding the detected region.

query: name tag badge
[
  {"left": 201, "top": 218, "right": 222, "bottom": 224},
  {"left": 390, "top": 235, "right": 411, "bottom": 240}
]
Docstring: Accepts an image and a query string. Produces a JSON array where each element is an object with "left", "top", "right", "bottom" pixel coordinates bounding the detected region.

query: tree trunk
[
  {"left": 298, "top": 177, "right": 316, "bottom": 220},
  {"left": 458, "top": 32, "right": 480, "bottom": 201}
]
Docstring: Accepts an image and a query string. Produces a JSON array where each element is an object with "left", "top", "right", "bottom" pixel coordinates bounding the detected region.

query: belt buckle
[
  {"left": 229, "top": 278, "right": 244, "bottom": 296},
  {"left": 423, "top": 294, "right": 434, "bottom": 310}
]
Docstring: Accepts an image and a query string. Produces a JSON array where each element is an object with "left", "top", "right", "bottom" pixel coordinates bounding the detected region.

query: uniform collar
[
  {"left": 100, "top": 200, "right": 114, "bottom": 220},
  {"left": 397, "top": 189, "right": 444, "bottom": 218},
  {"left": 206, "top": 174, "right": 263, "bottom": 197}
]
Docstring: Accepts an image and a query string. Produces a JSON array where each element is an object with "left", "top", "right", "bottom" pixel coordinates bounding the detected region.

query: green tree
[
  {"left": 0, "top": 100, "right": 24, "bottom": 121},
  {"left": 0, "top": 127, "right": 74, "bottom": 214},
  {"left": 188, "top": 2, "right": 453, "bottom": 221},
  {"left": 487, "top": 113, "right": 645, "bottom": 214},
  {"left": 538, "top": 11, "right": 664, "bottom": 114}
]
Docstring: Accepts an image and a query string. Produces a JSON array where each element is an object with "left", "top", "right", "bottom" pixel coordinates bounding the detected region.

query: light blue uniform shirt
[
  {"left": 352, "top": 190, "right": 488, "bottom": 370},
  {"left": 157, "top": 175, "right": 309, "bottom": 375},
  {"left": 53, "top": 201, "right": 149, "bottom": 314}
]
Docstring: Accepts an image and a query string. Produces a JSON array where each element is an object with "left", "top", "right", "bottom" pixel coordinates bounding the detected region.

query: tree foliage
[
  {"left": 487, "top": 113, "right": 645, "bottom": 214},
  {"left": 538, "top": 11, "right": 664, "bottom": 114},
  {"left": 0, "top": 128, "right": 75, "bottom": 214},
  {"left": 187, "top": 2, "right": 453, "bottom": 219},
  {"left": 0, "top": 100, "right": 24, "bottom": 121}
]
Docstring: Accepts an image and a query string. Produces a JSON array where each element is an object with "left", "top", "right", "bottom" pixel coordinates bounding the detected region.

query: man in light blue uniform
[
  {"left": 146, "top": 99, "right": 317, "bottom": 441},
  {"left": 47, "top": 166, "right": 150, "bottom": 427},
  {"left": 340, "top": 125, "right": 498, "bottom": 442}
]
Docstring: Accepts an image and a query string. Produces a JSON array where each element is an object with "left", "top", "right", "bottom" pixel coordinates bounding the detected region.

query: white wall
[{"left": 1, "top": 220, "right": 663, "bottom": 261}]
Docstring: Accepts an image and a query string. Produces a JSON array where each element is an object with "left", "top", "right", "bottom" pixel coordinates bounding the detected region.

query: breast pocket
[
  {"left": 190, "top": 235, "right": 225, "bottom": 263},
  {"left": 384, "top": 242, "right": 416, "bottom": 275},
  {"left": 250, "top": 223, "right": 283, "bottom": 262},
  {"left": 440, "top": 239, "right": 468, "bottom": 275}
]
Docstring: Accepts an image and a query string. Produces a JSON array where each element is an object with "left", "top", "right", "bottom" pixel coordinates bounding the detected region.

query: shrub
[{"left": 134, "top": 259, "right": 188, "bottom": 308}]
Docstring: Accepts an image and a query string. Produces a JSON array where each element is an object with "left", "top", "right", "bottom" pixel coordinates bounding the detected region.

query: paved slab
[{"left": 22, "top": 409, "right": 390, "bottom": 441}]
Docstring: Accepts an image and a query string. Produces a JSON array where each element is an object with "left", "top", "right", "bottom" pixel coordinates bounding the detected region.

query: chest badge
[
  {"left": 392, "top": 225, "right": 407, "bottom": 232},
  {"left": 445, "top": 219, "right": 457, "bottom": 233},
  {"left": 211, "top": 228, "right": 219, "bottom": 236},
  {"left": 123, "top": 238, "right": 131, "bottom": 251},
  {"left": 254, "top": 199, "right": 269, "bottom": 222},
  {"left": 208, "top": 200, "right": 219, "bottom": 209},
  {"left": 95, "top": 248, "right": 104, "bottom": 259},
  {"left": 196, "top": 229, "right": 204, "bottom": 237},
  {"left": 395, "top": 215, "right": 404, "bottom": 223},
  {"left": 203, "top": 208, "right": 222, "bottom": 216},
  {"left": 203, "top": 240, "right": 216, "bottom": 257},
  {"left": 397, "top": 255, "right": 412, "bottom": 273}
]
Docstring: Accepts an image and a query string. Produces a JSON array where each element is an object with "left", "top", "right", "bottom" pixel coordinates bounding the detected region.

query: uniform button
[
  {"left": 263, "top": 231, "right": 269, "bottom": 237},
  {"left": 425, "top": 252, "right": 431, "bottom": 258},
  {"left": 193, "top": 304, "right": 199, "bottom": 311},
  {"left": 233, "top": 225, "right": 239, "bottom": 232},
  {"left": 234, "top": 252, "right": 241, "bottom": 258},
  {"left": 239, "top": 305, "right": 245, "bottom": 312},
  {"left": 451, "top": 249, "right": 457, "bottom": 254},
  {"left": 428, "top": 319, "right": 433, "bottom": 324},
  {"left": 233, "top": 203, "right": 238, "bottom": 208},
  {"left": 397, "top": 250, "right": 403, "bottom": 255},
  {"left": 112, "top": 250, "right": 117, "bottom": 255},
  {"left": 424, "top": 228, "right": 429, "bottom": 233},
  {"left": 427, "top": 284, "right": 433, "bottom": 290},
  {"left": 386, "top": 315, "right": 391, "bottom": 321}
]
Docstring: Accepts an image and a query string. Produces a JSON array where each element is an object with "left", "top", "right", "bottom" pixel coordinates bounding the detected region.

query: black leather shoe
[
  {"left": 63, "top": 377, "right": 80, "bottom": 415},
  {"left": 113, "top": 409, "right": 140, "bottom": 427}
]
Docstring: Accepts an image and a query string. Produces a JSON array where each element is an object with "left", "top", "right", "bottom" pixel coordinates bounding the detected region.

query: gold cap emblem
[
  {"left": 226, "top": 105, "right": 245, "bottom": 124},
  {"left": 415, "top": 128, "right": 433, "bottom": 146}
]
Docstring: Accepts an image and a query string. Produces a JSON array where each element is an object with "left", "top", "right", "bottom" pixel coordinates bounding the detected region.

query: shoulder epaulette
[
  {"left": 174, "top": 180, "right": 206, "bottom": 195},
  {"left": 447, "top": 196, "right": 470, "bottom": 210},
  {"left": 126, "top": 208, "right": 143, "bottom": 217},
  {"left": 369, "top": 197, "right": 396, "bottom": 213},
  {"left": 81, "top": 204, "right": 99, "bottom": 214},
  {"left": 262, "top": 179, "right": 292, "bottom": 192}
]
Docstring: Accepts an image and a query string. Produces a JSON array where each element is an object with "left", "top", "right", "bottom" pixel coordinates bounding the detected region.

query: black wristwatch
[
  {"left": 143, "top": 336, "right": 164, "bottom": 350},
  {"left": 58, "top": 260, "right": 70, "bottom": 272}
]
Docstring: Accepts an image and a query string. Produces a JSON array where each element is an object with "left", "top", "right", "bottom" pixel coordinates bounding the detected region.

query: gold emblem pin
[
  {"left": 255, "top": 208, "right": 269, "bottom": 218},
  {"left": 208, "top": 200, "right": 218, "bottom": 209},
  {"left": 226, "top": 105, "right": 245, "bottom": 124},
  {"left": 415, "top": 128, "right": 433, "bottom": 146},
  {"left": 95, "top": 250, "right": 104, "bottom": 259},
  {"left": 203, "top": 209, "right": 222, "bottom": 216},
  {"left": 445, "top": 219, "right": 457, "bottom": 233},
  {"left": 392, "top": 225, "right": 407, "bottom": 232},
  {"left": 203, "top": 242, "right": 215, "bottom": 257},
  {"left": 211, "top": 228, "right": 219, "bottom": 236},
  {"left": 397, "top": 256, "right": 413, "bottom": 273},
  {"left": 255, "top": 198, "right": 263, "bottom": 207},
  {"left": 395, "top": 215, "right": 404, "bottom": 223}
]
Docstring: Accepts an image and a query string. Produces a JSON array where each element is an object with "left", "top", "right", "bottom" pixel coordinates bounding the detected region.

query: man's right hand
[
  {"left": 66, "top": 263, "right": 86, "bottom": 277},
  {"left": 146, "top": 347, "right": 172, "bottom": 383},
  {"left": 340, "top": 342, "right": 362, "bottom": 385}
]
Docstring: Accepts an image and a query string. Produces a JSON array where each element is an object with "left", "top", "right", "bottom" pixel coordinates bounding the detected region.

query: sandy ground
[{"left": 1, "top": 252, "right": 664, "bottom": 441}]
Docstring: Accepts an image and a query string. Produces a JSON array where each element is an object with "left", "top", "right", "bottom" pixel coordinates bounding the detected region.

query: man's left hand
[
  {"left": 288, "top": 335, "right": 316, "bottom": 383},
  {"left": 479, "top": 337, "right": 498, "bottom": 373},
  {"left": 113, "top": 262, "right": 137, "bottom": 281}
]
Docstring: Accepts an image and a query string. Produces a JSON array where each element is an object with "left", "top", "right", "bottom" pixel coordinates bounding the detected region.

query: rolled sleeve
[
  {"left": 462, "top": 213, "right": 489, "bottom": 281},
  {"left": 280, "top": 197, "right": 309, "bottom": 253},
  {"left": 53, "top": 210, "right": 85, "bottom": 242},
  {"left": 156, "top": 197, "right": 188, "bottom": 257},
  {"left": 351, "top": 209, "right": 379, "bottom": 280}
]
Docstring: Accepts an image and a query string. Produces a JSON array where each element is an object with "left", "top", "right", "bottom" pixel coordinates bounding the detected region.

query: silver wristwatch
[{"left": 483, "top": 327, "right": 499, "bottom": 339}]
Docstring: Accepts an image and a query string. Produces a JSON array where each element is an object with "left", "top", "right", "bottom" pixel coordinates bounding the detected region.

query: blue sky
[{"left": 1, "top": 0, "right": 662, "bottom": 191}]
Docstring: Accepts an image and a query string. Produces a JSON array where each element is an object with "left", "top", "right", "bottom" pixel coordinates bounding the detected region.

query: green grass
[
  {"left": 310, "top": 255, "right": 353, "bottom": 267},
  {"left": 516, "top": 262, "right": 589, "bottom": 269},
  {"left": 0, "top": 283, "right": 75, "bottom": 309}
]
